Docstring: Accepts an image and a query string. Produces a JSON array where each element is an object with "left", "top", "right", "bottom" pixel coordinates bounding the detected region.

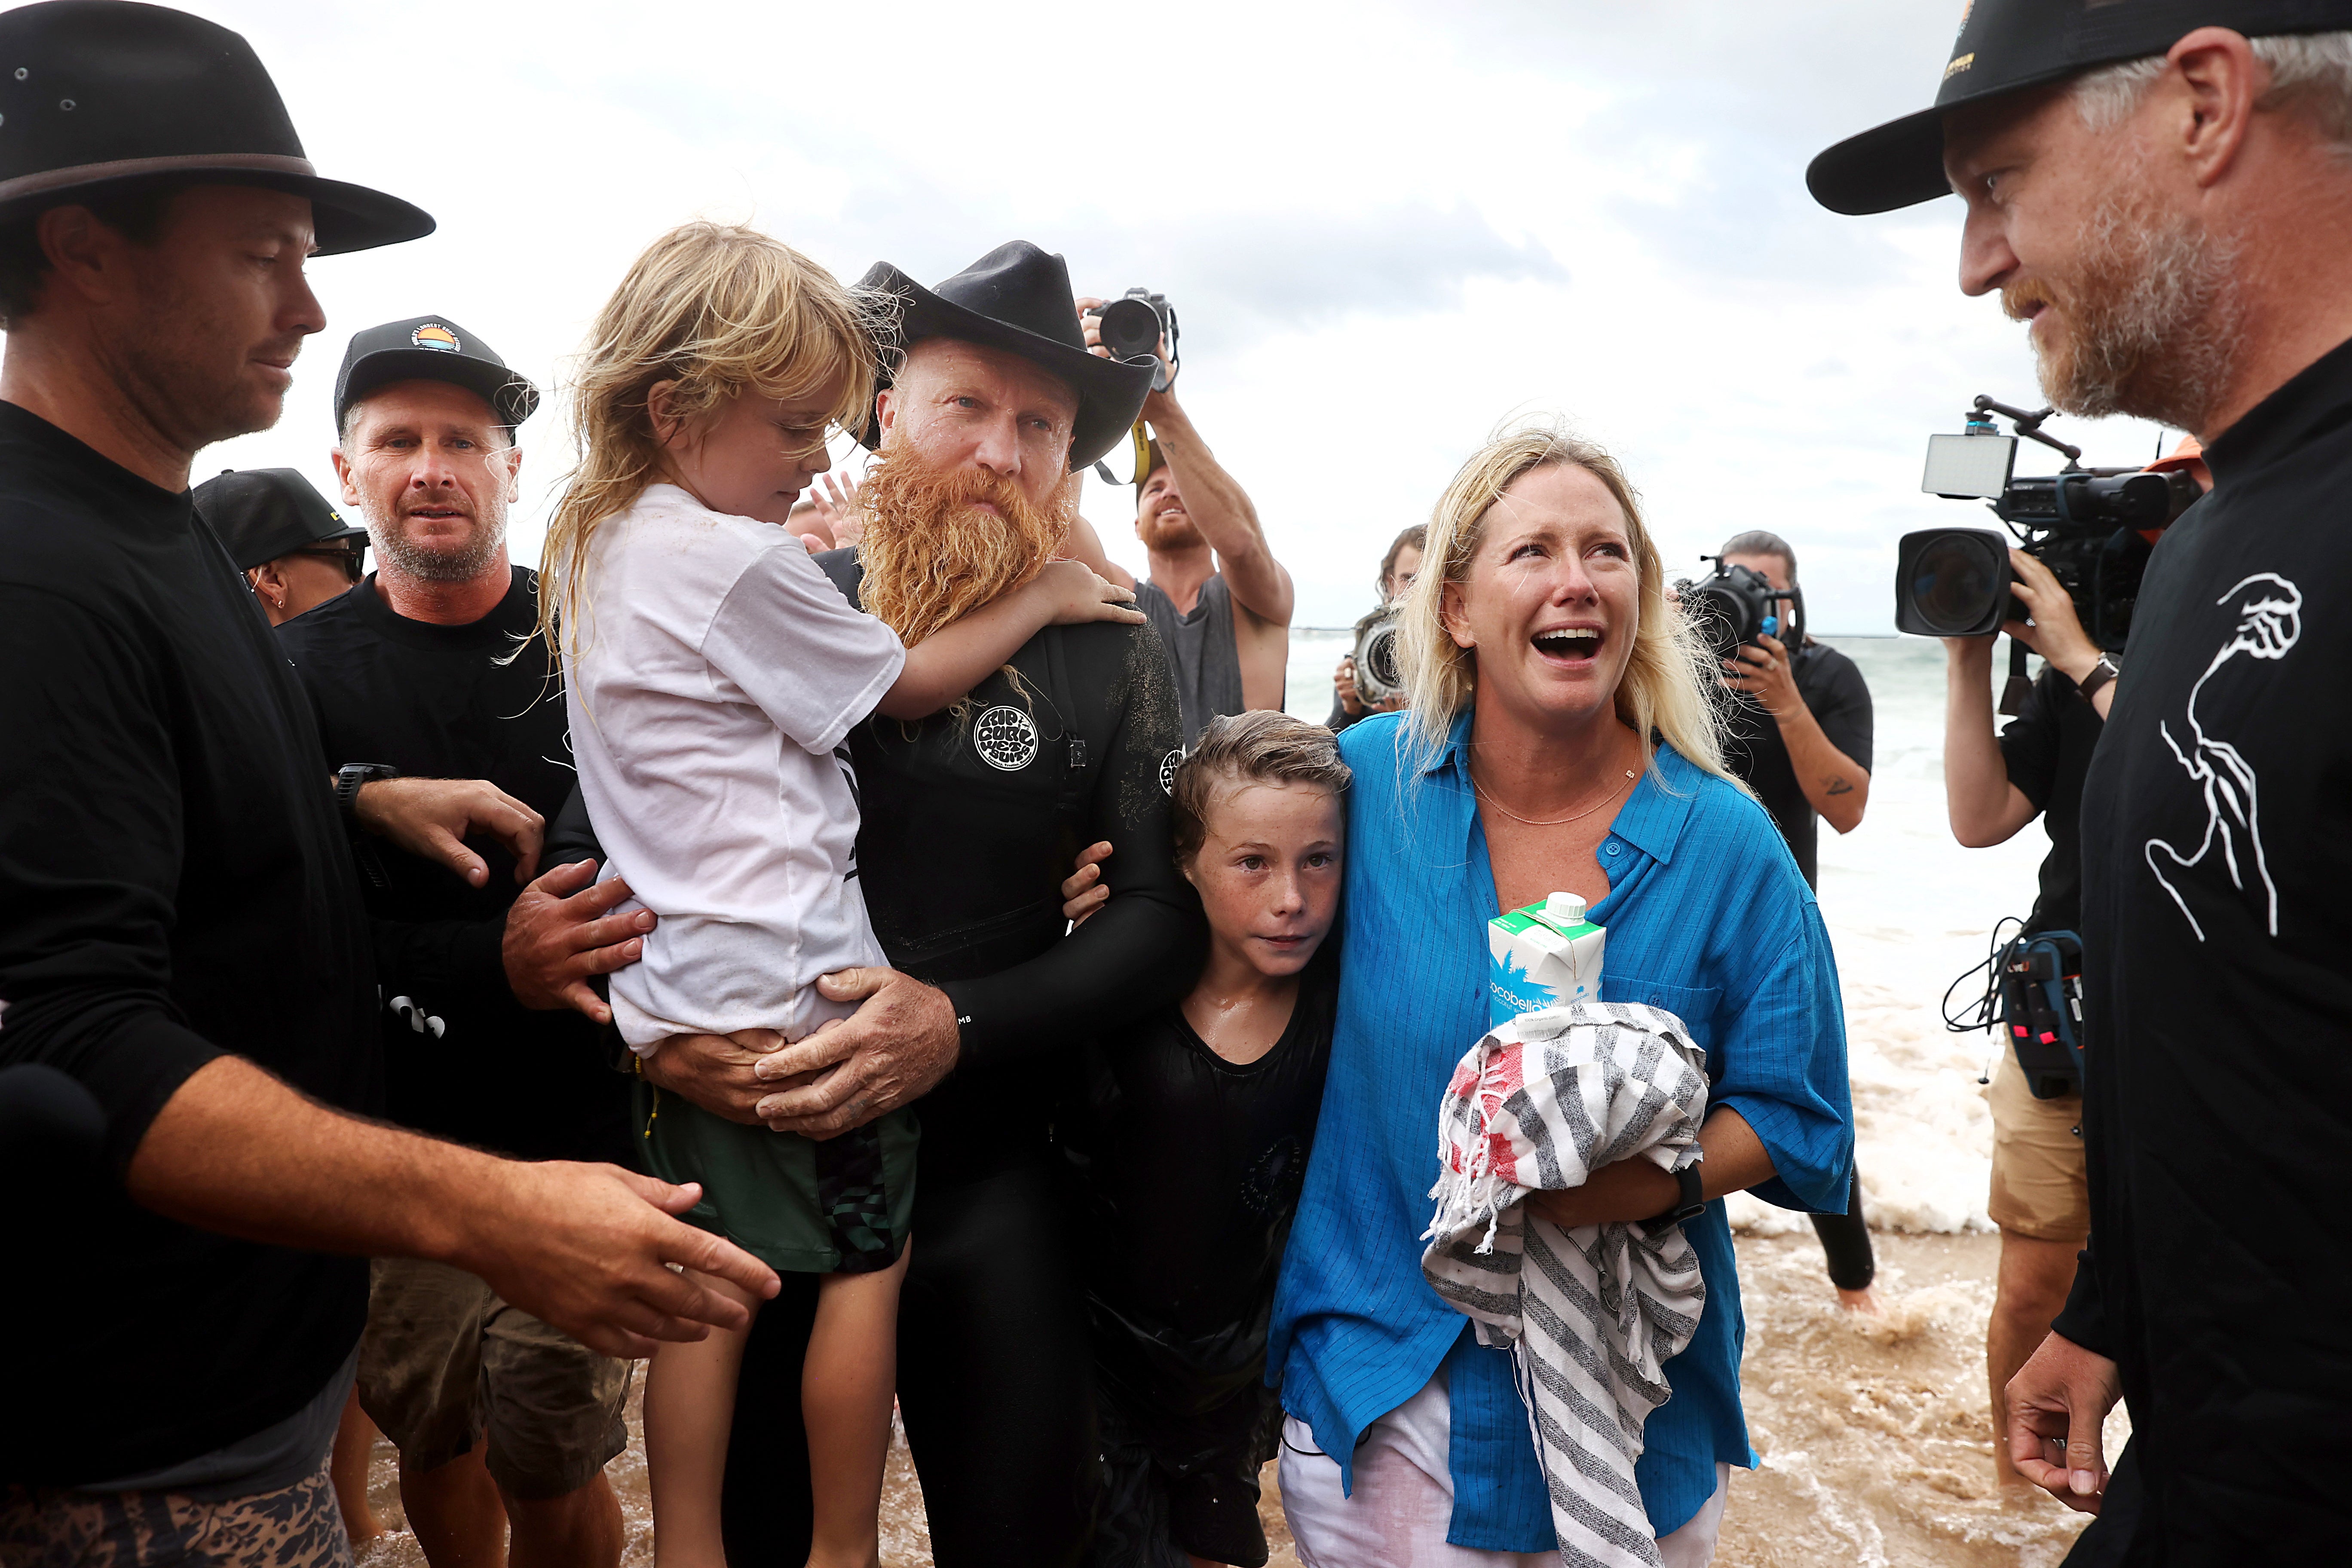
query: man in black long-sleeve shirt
[
  {"left": 0, "top": 8, "right": 770, "bottom": 1554},
  {"left": 1811, "top": 9, "right": 2352, "bottom": 1555}
]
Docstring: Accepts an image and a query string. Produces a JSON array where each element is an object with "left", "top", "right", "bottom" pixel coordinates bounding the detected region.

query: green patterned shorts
[{"left": 636, "top": 1081, "right": 915, "bottom": 1274}]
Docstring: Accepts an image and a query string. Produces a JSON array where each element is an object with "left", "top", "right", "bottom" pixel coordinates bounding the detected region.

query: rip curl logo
[
  {"left": 411, "top": 323, "right": 460, "bottom": 352},
  {"left": 1945, "top": 52, "right": 1975, "bottom": 80},
  {"left": 1160, "top": 748, "right": 1182, "bottom": 795},
  {"left": 2145, "top": 573, "right": 2303, "bottom": 942},
  {"left": 973, "top": 705, "right": 1038, "bottom": 771}
]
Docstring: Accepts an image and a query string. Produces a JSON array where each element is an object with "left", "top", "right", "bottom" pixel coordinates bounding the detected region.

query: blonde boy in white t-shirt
[{"left": 542, "top": 223, "right": 1140, "bottom": 1568}]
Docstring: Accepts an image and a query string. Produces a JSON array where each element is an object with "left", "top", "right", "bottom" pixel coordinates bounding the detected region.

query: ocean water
[{"left": 1283, "top": 629, "right": 2043, "bottom": 1235}]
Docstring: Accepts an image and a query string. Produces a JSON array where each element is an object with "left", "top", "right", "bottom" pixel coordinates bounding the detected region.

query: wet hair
[
  {"left": 1395, "top": 413, "right": 1729, "bottom": 784},
  {"left": 1378, "top": 524, "right": 1427, "bottom": 597},
  {"left": 0, "top": 178, "right": 190, "bottom": 327},
  {"left": 1718, "top": 528, "right": 1796, "bottom": 583},
  {"left": 537, "top": 221, "right": 879, "bottom": 663},
  {"left": 1170, "top": 710, "right": 1352, "bottom": 866}
]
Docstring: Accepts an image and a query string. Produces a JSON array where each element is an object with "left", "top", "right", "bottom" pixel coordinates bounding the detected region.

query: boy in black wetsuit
[{"left": 1057, "top": 711, "right": 1351, "bottom": 1568}]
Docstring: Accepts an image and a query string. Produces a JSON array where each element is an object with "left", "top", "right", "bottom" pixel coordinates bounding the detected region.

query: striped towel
[{"left": 1419, "top": 1001, "right": 1710, "bottom": 1568}]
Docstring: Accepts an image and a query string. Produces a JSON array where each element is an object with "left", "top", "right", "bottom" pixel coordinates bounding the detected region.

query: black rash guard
[{"left": 549, "top": 550, "right": 1204, "bottom": 1565}]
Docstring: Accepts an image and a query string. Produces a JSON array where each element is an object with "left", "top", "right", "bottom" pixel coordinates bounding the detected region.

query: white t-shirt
[{"left": 564, "top": 484, "right": 906, "bottom": 1050}]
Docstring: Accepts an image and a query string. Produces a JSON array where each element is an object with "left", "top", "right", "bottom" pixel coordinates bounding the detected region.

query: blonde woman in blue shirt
[{"left": 1269, "top": 418, "right": 1854, "bottom": 1566}]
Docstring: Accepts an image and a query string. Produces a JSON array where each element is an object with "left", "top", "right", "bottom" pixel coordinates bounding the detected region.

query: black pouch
[{"left": 1999, "top": 930, "right": 2086, "bottom": 1099}]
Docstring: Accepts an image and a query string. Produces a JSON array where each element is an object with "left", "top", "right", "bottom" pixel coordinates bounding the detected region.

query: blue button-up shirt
[{"left": 1269, "top": 712, "right": 1853, "bottom": 1547}]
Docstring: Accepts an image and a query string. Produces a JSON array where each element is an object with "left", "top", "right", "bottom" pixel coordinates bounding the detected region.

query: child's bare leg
[
  {"left": 803, "top": 1243, "right": 913, "bottom": 1568},
  {"left": 644, "top": 1269, "right": 764, "bottom": 1568}
]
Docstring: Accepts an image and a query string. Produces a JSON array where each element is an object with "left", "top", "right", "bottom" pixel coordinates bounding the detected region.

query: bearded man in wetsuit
[{"left": 634, "top": 241, "right": 1204, "bottom": 1566}]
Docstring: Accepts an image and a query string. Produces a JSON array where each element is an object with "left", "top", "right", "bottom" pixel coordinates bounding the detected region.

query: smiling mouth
[{"left": 1532, "top": 626, "right": 1603, "bottom": 662}]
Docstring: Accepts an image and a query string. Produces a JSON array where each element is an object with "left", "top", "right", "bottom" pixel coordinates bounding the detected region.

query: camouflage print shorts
[{"left": 0, "top": 1463, "right": 351, "bottom": 1568}]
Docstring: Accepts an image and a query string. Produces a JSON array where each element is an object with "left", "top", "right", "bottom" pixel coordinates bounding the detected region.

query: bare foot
[{"left": 1835, "top": 1284, "right": 1885, "bottom": 1315}]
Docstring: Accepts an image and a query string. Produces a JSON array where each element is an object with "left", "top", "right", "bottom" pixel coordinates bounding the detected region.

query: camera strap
[{"left": 1999, "top": 638, "right": 2032, "bottom": 717}]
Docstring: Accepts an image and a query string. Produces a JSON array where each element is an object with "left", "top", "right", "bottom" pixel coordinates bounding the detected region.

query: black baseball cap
[
  {"left": 332, "top": 315, "right": 539, "bottom": 435},
  {"left": 193, "top": 467, "right": 366, "bottom": 571},
  {"left": 1808, "top": 1, "right": 2352, "bottom": 215}
]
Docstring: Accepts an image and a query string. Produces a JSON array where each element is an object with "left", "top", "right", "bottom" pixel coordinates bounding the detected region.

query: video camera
[
  {"left": 1894, "top": 395, "right": 2199, "bottom": 652},
  {"left": 1677, "top": 556, "right": 1804, "bottom": 662}
]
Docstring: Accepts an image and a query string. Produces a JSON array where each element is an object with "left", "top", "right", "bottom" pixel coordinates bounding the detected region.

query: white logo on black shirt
[
  {"left": 2146, "top": 572, "right": 2303, "bottom": 941},
  {"left": 1160, "top": 748, "right": 1182, "bottom": 795},
  {"left": 974, "top": 705, "right": 1039, "bottom": 771}
]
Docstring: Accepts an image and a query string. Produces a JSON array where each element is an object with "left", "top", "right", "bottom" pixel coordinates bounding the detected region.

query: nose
[
  {"left": 1269, "top": 867, "right": 1306, "bottom": 917},
  {"left": 804, "top": 438, "right": 833, "bottom": 478},
  {"left": 968, "top": 410, "right": 1022, "bottom": 480},
  {"left": 282, "top": 264, "right": 326, "bottom": 340},
  {"left": 1956, "top": 203, "right": 2017, "bottom": 299},
  {"left": 1550, "top": 548, "right": 1602, "bottom": 606}
]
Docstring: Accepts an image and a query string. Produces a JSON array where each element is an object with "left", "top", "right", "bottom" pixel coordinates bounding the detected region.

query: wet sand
[{"left": 349, "top": 1231, "right": 2113, "bottom": 1568}]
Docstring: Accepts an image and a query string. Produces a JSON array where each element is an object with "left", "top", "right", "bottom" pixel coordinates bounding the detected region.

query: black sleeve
[
  {"left": 2050, "top": 1239, "right": 2112, "bottom": 1356},
  {"left": 1806, "top": 649, "right": 1874, "bottom": 773},
  {"left": 940, "top": 631, "right": 1206, "bottom": 1065},
  {"left": 1998, "top": 671, "right": 2065, "bottom": 815},
  {"left": 0, "top": 586, "right": 222, "bottom": 1172},
  {"left": 1328, "top": 696, "right": 1363, "bottom": 734},
  {"left": 547, "top": 784, "right": 603, "bottom": 867}
]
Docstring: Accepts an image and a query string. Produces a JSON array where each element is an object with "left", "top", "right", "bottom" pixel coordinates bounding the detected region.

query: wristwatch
[
  {"left": 1642, "top": 1162, "right": 1706, "bottom": 1232},
  {"left": 2077, "top": 655, "right": 2120, "bottom": 702},
  {"left": 334, "top": 762, "right": 399, "bottom": 829}
]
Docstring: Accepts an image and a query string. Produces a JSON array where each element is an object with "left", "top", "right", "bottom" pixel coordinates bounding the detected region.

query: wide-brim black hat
[
  {"left": 334, "top": 315, "right": 539, "bottom": 434},
  {"left": 1808, "top": 0, "right": 2352, "bottom": 215},
  {"left": 0, "top": 1, "right": 432, "bottom": 254},
  {"left": 193, "top": 466, "right": 366, "bottom": 571},
  {"left": 855, "top": 241, "right": 1155, "bottom": 472}
]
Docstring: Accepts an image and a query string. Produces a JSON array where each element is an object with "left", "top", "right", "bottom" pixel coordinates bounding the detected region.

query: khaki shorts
[
  {"left": 357, "top": 1259, "right": 630, "bottom": 1501},
  {"left": 1986, "top": 1048, "right": 2090, "bottom": 1243}
]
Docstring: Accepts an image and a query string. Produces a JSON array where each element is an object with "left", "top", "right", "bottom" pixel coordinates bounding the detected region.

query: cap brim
[
  {"left": 338, "top": 348, "right": 538, "bottom": 428},
  {"left": 0, "top": 165, "right": 432, "bottom": 254},
  {"left": 856, "top": 262, "right": 1153, "bottom": 471},
  {"left": 1805, "top": 105, "right": 1952, "bottom": 216}
]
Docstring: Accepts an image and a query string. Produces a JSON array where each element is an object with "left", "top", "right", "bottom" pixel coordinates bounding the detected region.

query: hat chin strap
[{"left": 0, "top": 151, "right": 317, "bottom": 204}]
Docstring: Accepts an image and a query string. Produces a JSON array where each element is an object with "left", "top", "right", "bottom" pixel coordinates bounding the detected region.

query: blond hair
[
  {"left": 1171, "top": 710, "right": 1353, "bottom": 865},
  {"left": 1395, "top": 415, "right": 1729, "bottom": 785},
  {"left": 2075, "top": 32, "right": 2352, "bottom": 155},
  {"left": 536, "top": 221, "right": 878, "bottom": 661}
]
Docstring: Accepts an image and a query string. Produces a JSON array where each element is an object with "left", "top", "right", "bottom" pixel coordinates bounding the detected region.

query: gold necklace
[{"left": 1472, "top": 767, "right": 1638, "bottom": 827}]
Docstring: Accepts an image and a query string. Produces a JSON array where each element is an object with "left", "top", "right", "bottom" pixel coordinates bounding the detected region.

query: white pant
[{"left": 1279, "top": 1372, "right": 1729, "bottom": 1568}]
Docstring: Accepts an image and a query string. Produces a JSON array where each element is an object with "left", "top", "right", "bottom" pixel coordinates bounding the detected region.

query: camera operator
[
  {"left": 1079, "top": 295, "right": 1294, "bottom": 747},
  {"left": 1328, "top": 524, "right": 1422, "bottom": 733},
  {"left": 1813, "top": 9, "right": 2352, "bottom": 1546},
  {"left": 1709, "top": 532, "right": 1879, "bottom": 1316}
]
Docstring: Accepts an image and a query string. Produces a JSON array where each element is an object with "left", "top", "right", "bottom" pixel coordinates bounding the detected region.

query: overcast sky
[{"left": 193, "top": 0, "right": 2176, "bottom": 631}]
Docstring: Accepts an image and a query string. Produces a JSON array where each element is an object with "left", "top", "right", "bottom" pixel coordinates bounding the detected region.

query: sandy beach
[{"left": 346, "top": 1231, "right": 2116, "bottom": 1568}]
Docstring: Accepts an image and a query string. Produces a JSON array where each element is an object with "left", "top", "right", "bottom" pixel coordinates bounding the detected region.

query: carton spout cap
[{"left": 1543, "top": 891, "right": 1587, "bottom": 928}]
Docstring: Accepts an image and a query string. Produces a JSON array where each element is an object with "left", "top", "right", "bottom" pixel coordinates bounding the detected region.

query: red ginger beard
[{"left": 854, "top": 443, "right": 1073, "bottom": 647}]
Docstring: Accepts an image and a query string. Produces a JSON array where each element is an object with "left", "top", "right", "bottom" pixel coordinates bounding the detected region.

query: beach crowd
[{"left": 4, "top": 3, "right": 2351, "bottom": 1566}]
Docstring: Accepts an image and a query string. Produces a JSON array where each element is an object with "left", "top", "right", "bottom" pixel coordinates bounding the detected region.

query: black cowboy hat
[
  {"left": 1808, "top": 0, "right": 2352, "bottom": 215},
  {"left": 334, "top": 315, "right": 540, "bottom": 434},
  {"left": 855, "top": 241, "right": 1155, "bottom": 472},
  {"left": 0, "top": 1, "right": 432, "bottom": 253},
  {"left": 194, "top": 467, "right": 366, "bottom": 573}
]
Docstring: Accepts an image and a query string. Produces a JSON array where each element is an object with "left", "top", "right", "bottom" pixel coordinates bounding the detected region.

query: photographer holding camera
[
  {"left": 1078, "top": 294, "right": 1294, "bottom": 747},
  {"left": 1813, "top": 4, "right": 2352, "bottom": 1547},
  {"left": 1328, "top": 524, "right": 1423, "bottom": 733},
  {"left": 1705, "top": 532, "right": 1880, "bottom": 1315}
]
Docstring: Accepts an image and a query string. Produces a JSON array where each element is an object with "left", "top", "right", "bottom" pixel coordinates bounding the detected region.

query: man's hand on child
[
  {"left": 1061, "top": 840, "right": 1114, "bottom": 927},
  {"left": 750, "top": 968, "right": 961, "bottom": 1137},
  {"left": 502, "top": 858, "right": 654, "bottom": 1023},
  {"left": 355, "top": 775, "right": 545, "bottom": 887},
  {"left": 1036, "top": 558, "right": 1146, "bottom": 627},
  {"left": 1527, "top": 1157, "right": 1681, "bottom": 1230}
]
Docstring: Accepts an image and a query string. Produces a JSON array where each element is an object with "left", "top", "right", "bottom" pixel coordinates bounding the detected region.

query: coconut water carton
[{"left": 1487, "top": 891, "right": 1604, "bottom": 1029}]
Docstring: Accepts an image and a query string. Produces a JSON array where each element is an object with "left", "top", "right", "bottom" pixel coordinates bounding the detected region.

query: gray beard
[
  {"left": 368, "top": 506, "right": 508, "bottom": 583},
  {"left": 2037, "top": 183, "right": 2244, "bottom": 432}
]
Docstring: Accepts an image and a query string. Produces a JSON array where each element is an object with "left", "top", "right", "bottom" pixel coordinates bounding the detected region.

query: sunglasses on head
[{"left": 291, "top": 544, "right": 366, "bottom": 583}]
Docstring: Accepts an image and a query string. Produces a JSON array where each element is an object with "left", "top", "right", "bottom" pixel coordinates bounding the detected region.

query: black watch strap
[
  {"left": 334, "top": 763, "right": 399, "bottom": 828},
  {"left": 1643, "top": 1161, "right": 1706, "bottom": 1231}
]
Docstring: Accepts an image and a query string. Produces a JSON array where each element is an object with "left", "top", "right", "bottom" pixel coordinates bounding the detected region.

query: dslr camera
[
  {"left": 1086, "top": 288, "right": 1179, "bottom": 393},
  {"left": 1677, "top": 556, "right": 1804, "bottom": 662},
  {"left": 1351, "top": 605, "right": 1405, "bottom": 707},
  {"left": 1894, "top": 395, "right": 2200, "bottom": 651}
]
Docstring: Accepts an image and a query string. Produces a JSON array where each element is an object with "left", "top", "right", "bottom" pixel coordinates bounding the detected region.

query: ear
[
  {"left": 2167, "top": 26, "right": 2262, "bottom": 190},
  {"left": 34, "top": 203, "right": 135, "bottom": 309},
  {"left": 873, "top": 385, "right": 898, "bottom": 443},
  {"left": 646, "top": 379, "right": 687, "bottom": 450},
  {"left": 329, "top": 446, "right": 361, "bottom": 509},
  {"left": 246, "top": 562, "right": 287, "bottom": 613},
  {"left": 502, "top": 442, "right": 524, "bottom": 500},
  {"left": 1178, "top": 855, "right": 1199, "bottom": 891},
  {"left": 1440, "top": 578, "right": 1476, "bottom": 651}
]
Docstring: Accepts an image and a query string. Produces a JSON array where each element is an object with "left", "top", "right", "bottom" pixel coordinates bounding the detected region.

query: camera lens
[
  {"left": 1911, "top": 533, "right": 2005, "bottom": 634},
  {"left": 1359, "top": 621, "right": 1403, "bottom": 702},
  {"left": 1095, "top": 297, "right": 1161, "bottom": 364}
]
